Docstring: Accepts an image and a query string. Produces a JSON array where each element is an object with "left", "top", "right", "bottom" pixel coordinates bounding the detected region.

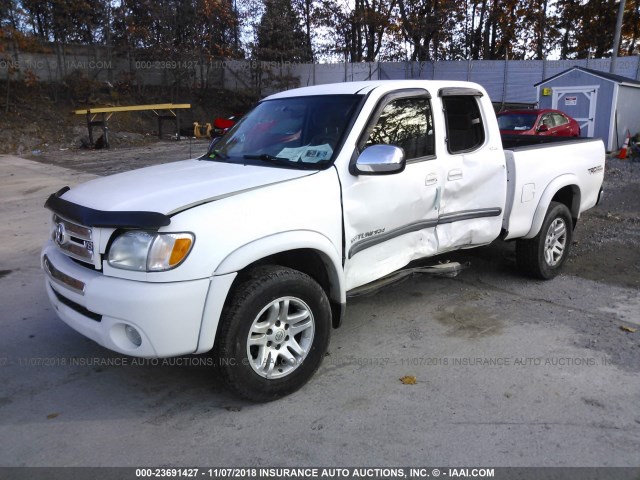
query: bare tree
[{"left": 397, "top": 0, "right": 451, "bottom": 61}]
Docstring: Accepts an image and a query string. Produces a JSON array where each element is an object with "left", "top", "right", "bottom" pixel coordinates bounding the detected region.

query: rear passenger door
[
  {"left": 539, "top": 113, "right": 555, "bottom": 135},
  {"left": 551, "top": 113, "right": 572, "bottom": 136},
  {"left": 436, "top": 88, "right": 506, "bottom": 252}
]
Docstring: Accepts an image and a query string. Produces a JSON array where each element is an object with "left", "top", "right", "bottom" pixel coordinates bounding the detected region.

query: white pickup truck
[{"left": 42, "top": 80, "right": 605, "bottom": 401}]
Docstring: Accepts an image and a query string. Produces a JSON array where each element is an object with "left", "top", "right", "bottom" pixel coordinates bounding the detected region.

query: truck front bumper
[{"left": 42, "top": 243, "right": 212, "bottom": 358}]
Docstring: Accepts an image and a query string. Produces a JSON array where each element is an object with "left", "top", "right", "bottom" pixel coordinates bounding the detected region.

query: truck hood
[{"left": 61, "top": 159, "right": 315, "bottom": 215}]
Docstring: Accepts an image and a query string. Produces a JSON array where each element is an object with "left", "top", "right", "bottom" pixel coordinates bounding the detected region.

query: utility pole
[{"left": 610, "top": 0, "right": 626, "bottom": 73}]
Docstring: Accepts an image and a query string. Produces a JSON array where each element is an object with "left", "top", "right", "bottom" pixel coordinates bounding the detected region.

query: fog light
[{"left": 124, "top": 325, "right": 142, "bottom": 347}]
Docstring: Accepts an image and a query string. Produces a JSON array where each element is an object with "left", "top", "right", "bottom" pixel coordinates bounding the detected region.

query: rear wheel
[
  {"left": 516, "top": 201, "right": 573, "bottom": 279},
  {"left": 215, "top": 265, "right": 331, "bottom": 402}
]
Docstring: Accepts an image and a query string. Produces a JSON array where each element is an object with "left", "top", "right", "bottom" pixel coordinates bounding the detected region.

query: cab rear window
[{"left": 442, "top": 96, "right": 485, "bottom": 153}]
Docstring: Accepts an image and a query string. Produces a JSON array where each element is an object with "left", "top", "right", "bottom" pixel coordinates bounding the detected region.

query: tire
[
  {"left": 215, "top": 265, "right": 331, "bottom": 402},
  {"left": 516, "top": 201, "right": 573, "bottom": 280}
]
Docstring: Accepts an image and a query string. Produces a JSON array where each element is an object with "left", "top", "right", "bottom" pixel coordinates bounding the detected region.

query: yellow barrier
[{"left": 73, "top": 103, "right": 191, "bottom": 148}]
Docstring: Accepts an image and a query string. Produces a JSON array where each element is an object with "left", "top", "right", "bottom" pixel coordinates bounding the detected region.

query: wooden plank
[{"left": 73, "top": 103, "right": 191, "bottom": 115}]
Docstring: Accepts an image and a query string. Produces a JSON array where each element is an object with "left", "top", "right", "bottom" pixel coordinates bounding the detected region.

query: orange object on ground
[{"left": 618, "top": 131, "right": 630, "bottom": 159}]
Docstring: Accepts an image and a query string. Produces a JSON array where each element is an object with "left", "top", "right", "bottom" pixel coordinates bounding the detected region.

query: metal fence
[
  {"left": 273, "top": 57, "right": 640, "bottom": 103},
  {"left": 2, "top": 48, "right": 639, "bottom": 104}
]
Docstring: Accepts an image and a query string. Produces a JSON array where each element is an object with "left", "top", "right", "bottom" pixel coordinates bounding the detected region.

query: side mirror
[
  {"left": 537, "top": 124, "right": 549, "bottom": 133},
  {"left": 354, "top": 144, "right": 406, "bottom": 175}
]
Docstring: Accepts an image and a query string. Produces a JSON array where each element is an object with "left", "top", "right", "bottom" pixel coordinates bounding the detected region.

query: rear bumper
[{"left": 42, "top": 243, "right": 211, "bottom": 357}]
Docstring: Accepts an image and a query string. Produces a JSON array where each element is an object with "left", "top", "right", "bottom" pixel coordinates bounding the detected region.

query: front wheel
[
  {"left": 516, "top": 201, "right": 573, "bottom": 279},
  {"left": 215, "top": 265, "right": 331, "bottom": 402}
]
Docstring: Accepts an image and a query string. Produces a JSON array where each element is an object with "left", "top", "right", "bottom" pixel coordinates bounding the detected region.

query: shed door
[{"left": 551, "top": 86, "right": 598, "bottom": 137}]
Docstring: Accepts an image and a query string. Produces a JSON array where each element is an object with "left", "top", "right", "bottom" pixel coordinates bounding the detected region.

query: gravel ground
[
  {"left": 565, "top": 156, "right": 640, "bottom": 290},
  {"left": 26, "top": 138, "right": 211, "bottom": 177},
  {"left": 2, "top": 141, "right": 637, "bottom": 470}
]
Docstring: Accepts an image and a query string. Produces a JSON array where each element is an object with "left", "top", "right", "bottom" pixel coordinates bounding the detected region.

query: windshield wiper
[
  {"left": 243, "top": 154, "right": 300, "bottom": 167},
  {"left": 243, "top": 154, "right": 291, "bottom": 163},
  {"left": 243, "top": 154, "right": 323, "bottom": 170}
]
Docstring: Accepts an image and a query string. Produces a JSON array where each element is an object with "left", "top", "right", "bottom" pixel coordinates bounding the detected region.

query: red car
[
  {"left": 497, "top": 109, "right": 580, "bottom": 137},
  {"left": 211, "top": 114, "right": 244, "bottom": 137}
]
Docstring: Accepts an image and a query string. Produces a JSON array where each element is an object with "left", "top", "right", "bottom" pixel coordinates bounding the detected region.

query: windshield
[
  {"left": 497, "top": 112, "right": 538, "bottom": 131},
  {"left": 203, "top": 95, "right": 363, "bottom": 169}
]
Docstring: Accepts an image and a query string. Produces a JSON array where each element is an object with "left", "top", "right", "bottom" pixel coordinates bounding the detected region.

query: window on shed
[
  {"left": 362, "top": 97, "right": 435, "bottom": 161},
  {"left": 442, "top": 96, "right": 485, "bottom": 153}
]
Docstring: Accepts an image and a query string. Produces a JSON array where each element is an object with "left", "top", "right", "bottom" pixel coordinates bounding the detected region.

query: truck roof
[{"left": 263, "top": 80, "right": 485, "bottom": 100}]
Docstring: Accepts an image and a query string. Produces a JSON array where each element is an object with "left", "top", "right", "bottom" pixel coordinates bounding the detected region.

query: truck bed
[
  {"left": 501, "top": 137, "right": 605, "bottom": 241},
  {"left": 501, "top": 134, "right": 600, "bottom": 150}
]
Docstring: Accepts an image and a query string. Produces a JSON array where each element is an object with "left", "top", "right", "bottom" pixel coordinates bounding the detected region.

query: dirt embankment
[{"left": 0, "top": 81, "right": 252, "bottom": 155}]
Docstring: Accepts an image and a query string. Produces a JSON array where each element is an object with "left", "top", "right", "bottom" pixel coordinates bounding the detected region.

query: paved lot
[{"left": 0, "top": 152, "right": 639, "bottom": 469}]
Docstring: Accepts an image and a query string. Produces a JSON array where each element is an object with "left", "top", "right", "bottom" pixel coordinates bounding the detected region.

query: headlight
[{"left": 108, "top": 231, "right": 194, "bottom": 272}]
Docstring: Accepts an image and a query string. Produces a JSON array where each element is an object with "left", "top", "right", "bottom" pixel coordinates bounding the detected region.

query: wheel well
[
  {"left": 551, "top": 185, "right": 580, "bottom": 228},
  {"left": 237, "top": 249, "right": 343, "bottom": 328},
  {"left": 260, "top": 249, "right": 330, "bottom": 292}
]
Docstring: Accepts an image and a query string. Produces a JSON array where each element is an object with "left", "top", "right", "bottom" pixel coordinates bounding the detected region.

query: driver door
[{"left": 341, "top": 90, "right": 442, "bottom": 291}]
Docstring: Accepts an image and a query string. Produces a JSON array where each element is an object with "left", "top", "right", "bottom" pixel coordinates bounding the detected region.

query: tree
[
  {"left": 397, "top": 0, "right": 442, "bottom": 61},
  {"left": 316, "top": 0, "right": 398, "bottom": 61},
  {"left": 110, "top": 0, "right": 240, "bottom": 95},
  {"left": 532, "top": 0, "right": 549, "bottom": 59},
  {"left": 112, "top": 0, "right": 238, "bottom": 55},
  {"left": 621, "top": 0, "right": 640, "bottom": 54},
  {"left": 2, "top": 0, "right": 639, "bottom": 77},
  {"left": 20, "top": 0, "right": 106, "bottom": 44},
  {"left": 573, "top": 0, "right": 618, "bottom": 58},
  {"left": 292, "top": 0, "right": 316, "bottom": 61},
  {"left": 354, "top": 0, "right": 398, "bottom": 61},
  {"left": 255, "top": 0, "right": 311, "bottom": 62},
  {"left": 555, "top": 0, "right": 579, "bottom": 59}
]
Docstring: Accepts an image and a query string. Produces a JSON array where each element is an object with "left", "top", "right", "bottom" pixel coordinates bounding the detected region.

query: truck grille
[{"left": 52, "top": 215, "right": 95, "bottom": 266}]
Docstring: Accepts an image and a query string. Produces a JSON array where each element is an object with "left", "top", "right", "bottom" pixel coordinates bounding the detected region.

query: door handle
[
  {"left": 448, "top": 169, "right": 463, "bottom": 181},
  {"left": 425, "top": 173, "right": 438, "bottom": 186},
  {"left": 434, "top": 186, "right": 441, "bottom": 211}
]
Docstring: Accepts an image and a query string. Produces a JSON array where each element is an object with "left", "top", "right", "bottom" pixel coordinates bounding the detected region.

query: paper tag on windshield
[{"left": 278, "top": 144, "right": 333, "bottom": 163}]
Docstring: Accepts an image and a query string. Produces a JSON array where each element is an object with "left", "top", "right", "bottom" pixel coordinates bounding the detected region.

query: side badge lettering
[{"left": 351, "top": 228, "right": 386, "bottom": 244}]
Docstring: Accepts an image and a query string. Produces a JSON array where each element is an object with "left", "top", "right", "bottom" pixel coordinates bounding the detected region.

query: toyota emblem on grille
[{"left": 54, "top": 222, "right": 67, "bottom": 246}]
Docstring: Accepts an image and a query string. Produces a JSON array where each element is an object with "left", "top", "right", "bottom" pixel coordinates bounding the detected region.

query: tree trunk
[
  {"left": 536, "top": 0, "right": 548, "bottom": 59},
  {"left": 473, "top": 0, "right": 488, "bottom": 59},
  {"left": 482, "top": 1, "right": 492, "bottom": 59}
]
